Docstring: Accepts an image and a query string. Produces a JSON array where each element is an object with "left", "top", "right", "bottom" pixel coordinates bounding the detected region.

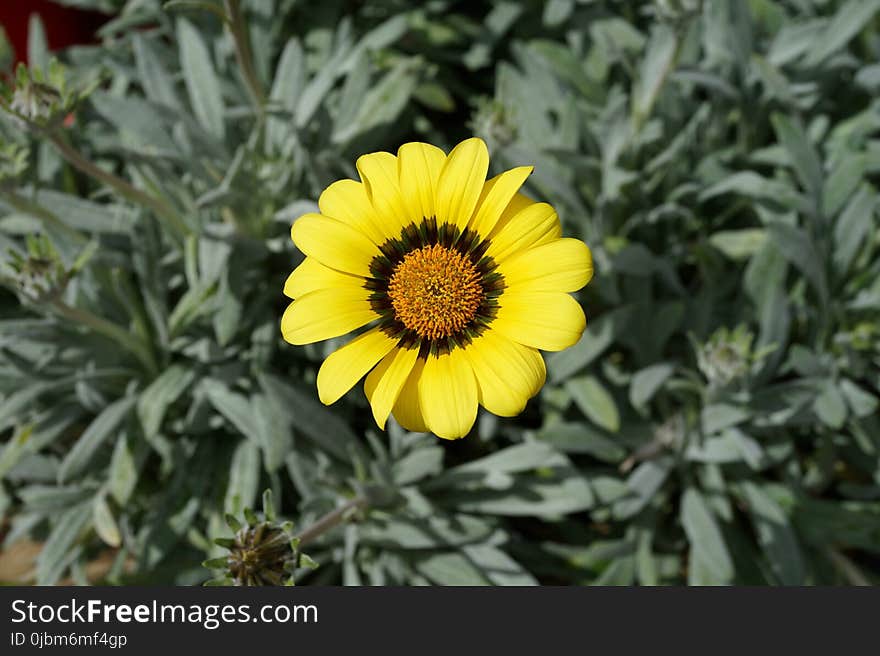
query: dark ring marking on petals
[{"left": 364, "top": 217, "right": 506, "bottom": 355}]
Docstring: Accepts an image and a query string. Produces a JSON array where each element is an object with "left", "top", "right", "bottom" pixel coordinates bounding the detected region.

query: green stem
[
  {"left": 51, "top": 299, "right": 158, "bottom": 376},
  {"left": 0, "top": 188, "right": 87, "bottom": 243},
  {"left": 223, "top": 0, "right": 265, "bottom": 111},
  {"left": 826, "top": 548, "right": 871, "bottom": 586},
  {"left": 295, "top": 496, "right": 367, "bottom": 547},
  {"left": 45, "top": 131, "right": 190, "bottom": 240}
]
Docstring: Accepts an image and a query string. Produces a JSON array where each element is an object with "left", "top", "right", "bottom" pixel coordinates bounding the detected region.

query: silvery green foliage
[{"left": 1, "top": 0, "right": 879, "bottom": 586}]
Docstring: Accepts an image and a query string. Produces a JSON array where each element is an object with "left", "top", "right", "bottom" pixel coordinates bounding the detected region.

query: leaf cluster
[{"left": 0, "top": 0, "right": 878, "bottom": 585}]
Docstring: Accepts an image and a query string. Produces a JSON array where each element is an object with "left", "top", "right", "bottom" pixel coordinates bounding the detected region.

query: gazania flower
[{"left": 282, "top": 138, "right": 593, "bottom": 439}]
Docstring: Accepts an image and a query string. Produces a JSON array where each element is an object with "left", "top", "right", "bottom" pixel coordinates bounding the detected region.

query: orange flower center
[{"left": 387, "top": 244, "right": 483, "bottom": 340}]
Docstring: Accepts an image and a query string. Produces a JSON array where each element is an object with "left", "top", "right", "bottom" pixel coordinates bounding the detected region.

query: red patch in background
[{"left": 0, "top": 0, "right": 107, "bottom": 66}]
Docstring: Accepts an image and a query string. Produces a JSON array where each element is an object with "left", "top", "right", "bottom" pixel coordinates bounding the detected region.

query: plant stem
[
  {"left": 51, "top": 299, "right": 158, "bottom": 376},
  {"left": 0, "top": 188, "right": 87, "bottom": 243},
  {"left": 827, "top": 548, "right": 871, "bottom": 586},
  {"left": 45, "top": 131, "right": 190, "bottom": 240},
  {"left": 223, "top": 0, "right": 265, "bottom": 111},
  {"left": 295, "top": 495, "right": 368, "bottom": 547}
]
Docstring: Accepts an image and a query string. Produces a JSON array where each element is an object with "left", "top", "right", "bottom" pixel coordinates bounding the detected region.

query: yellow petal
[
  {"left": 391, "top": 358, "right": 429, "bottom": 432},
  {"left": 397, "top": 142, "right": 446, "bottom": 224},
  {"left": 364, "top": 346, "right": 420, "bottom": 429},
  {"left": 418, "top": 349, "right": 478, "bottom": 440},
  {"left": 435, "top": 137, "right": 489, "bottom": 232},
  {"left": 316, "top": 327, "right": 396, "bottom": 405},
  {"left": 356, "top": 151, "right": 410, "bottom": 239},
  {"left": 492, "top": 191, "right": 536, "bottom": 232},
  {"left": 485, "top": 202, "right": 562, "bottom": 263},
  {"left": 318, "top": 179, "right": 386, "bottom": 244},
  {"left": 291, "top": 213, "right": 377, "bottom": 277},
  {"left": 283, "top": 257, "right": 365, "bottom": 299},
  {"left": 492, "top": 291, "right": 586, "bottom": 352},
  {"left": 469, "top": 166, "right": 533, "bottom": 237},
  {"left": 464, "top": 331, "right": 546, "bottom": 417},
  {"left": 498, "top": 238, "right": 593, "bottom": 293},
  {"left": 280, "top": 287, "right": 376, "bottom": 345}
]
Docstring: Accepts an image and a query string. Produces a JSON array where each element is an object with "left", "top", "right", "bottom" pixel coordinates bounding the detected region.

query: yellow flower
[{"left": 282, "top": 138, "right": 593, "bottom": 439}]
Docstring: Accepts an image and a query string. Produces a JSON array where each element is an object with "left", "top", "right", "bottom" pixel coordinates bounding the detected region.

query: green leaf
[
  {"left": 701, "top": 404, "right": 750, "bottom": 434},
  {"left": 36, "top": 501, "right": 91, "bottom": 585},
  {"left": 822, "top": 153, "right": 866, "bottom": 218},
  {"left": 213, "top": 271, "right": 243, "bottom": 346},
  {"left": 262, "top": 489, "right": 276, "bottom": 522},
  {"left": 614, "top": 458, "right": 672, "bottom": 519},
  {"left": 741, "top": 482, "right": 805, "bottom": 585},
  {"left": 137, "top": 365, "right": 196, "bottom": 439},
  {"left": 26, "top": 189, "right": 130, "bottom": 234},
  {"left": 360, "top": 514, "right": 495, "bottom": 549},
  {"left": 440, "top": 441, "right": 562, "bottom": 481},
  {"left": 298, "top": 553, "right": 318, "bottom": 569},
  {"left": 594, "top": 556, "right": 635, "bottom": 585},
  {"left": 629, "top": 363, "right": 674, "bottom": 409},
  {"left": 202, "top": 380, "right": 258, "bottom": 439},
  {"left": 392, "top": 446, "right": 444, "bottom": 485},
  {"left": 543, "top": 0, "right": 574, "bottom": 27},
  {"left": 701, "top": 172, "right": 808, "bottom": 213},
  {"left": 58, "top": 396, "right": 136, "bottom": 484},
  {"left": 566, "top": 375, "right": 620, "bottom": 433},
  {"left": 203, "top": 556, "right": 229, "bottom": 570},
  {"left": 27, "top": 15, "right": 49, "bottom": 73},
  {"left": 535, "top": 422, "right": 625, "bottom": 462},
  {"left": 433, "top": 443, "right": 594, "bottom": 516},
  {"left": 686, "top": 434, "right": 744, "bottom": 464},
  {"left": 332, "top": 53, "right": 370, "bottom": 139},
  {"left": 168, "top": 281, "right": 217, "bottom": 337},
  {"left": 91, "top": 91, "right": 178, "bottom": 157},
  {"left": 139, "top": 495, "right": 201, "bottom": 570},
  {"left": 267, "top": 38, "right": 305, "bottom": 148},
  {"left": 0, "top": 381, "right": 63, "bottom": 433},
  {"left": 416, "top": 551, "right": 490, "bottom": 586},
  {"left": 813, "top": 381, "right": 847, "bottom": 429},
  {"left": 727, "top": 429, "right": 766, "bottom": 470},
  {"left": 547, "top": 310, "right": 615, "bottom": 382},
  {"left": 462, "top": 544, "right": 538, "bottom": 586},
  {"left": 133, "top": 33, "right": 182, "bottom": 110},
  {"left": 108, "top": 430, "right": 142, "bottom": 505},
  {"left": 333, "top": 59, "right": 417, "bottom": 143},
  {"left": 0, "top": 424, "right": 35, "bottom": 480},
  {"left": 257, "top": 372, "right": 359, "bottom": 461},
  {"left": 632, "top": 24, "right": 677, "bottom": 125},
  {"left": 833, "top": 185, "right": 876, "bottom": 276},
  {"left": 766, "top": 221, "right": 829, "bottom": 309},
  {"left": 451, "top": 468, "right": 595, "bottom": 517},
  {"left": 296, "top": 43, "right": 349, "bottom": 129},
  {"left": 18, "top": 484, "right": 94, "bottom": 512},
  {"left": 339, "top": 14, "right": 410, "bottom": 74},
  {"left": 252, "top": 393, "right": 292, "bottom": 472},
  {"left": 413, "top": 82, "right": 455, "bottom": 112},
  {"left": 93, "top": 494, "right": 121, "bottom": 547},
  {"left": 702, "top": 0, "right": 752, "bottom": 71},
  {"left": 224, "top": 440, "right": 261, "bottom": 514},
  {"left": 803, "top": 0, "right": 880, "bottom": 67},
  {"left": 177, "top": 17, "right": 225, "bottom": 139},
  {"left": 771, "top": 113, "right": 824, "bottom": 206},
  {"left": 768, "top": 21, "right": 824, "bottom": 66},
  {"left": 709, "top": 229, "right": 768, "bottom": 260},
  {"left": 839, "top": 379, "right": 879, "bottom": 418},
  {"left": 635, "top": 529, "right": 658, "bottom": 586},
  {"left": 681, "top": 488, "right": 734, "bottom": 583}
]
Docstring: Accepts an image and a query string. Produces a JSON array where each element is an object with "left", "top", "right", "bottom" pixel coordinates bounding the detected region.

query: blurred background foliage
[{"left": 0, "top": 0, "right": 879, "bottom": 586}]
